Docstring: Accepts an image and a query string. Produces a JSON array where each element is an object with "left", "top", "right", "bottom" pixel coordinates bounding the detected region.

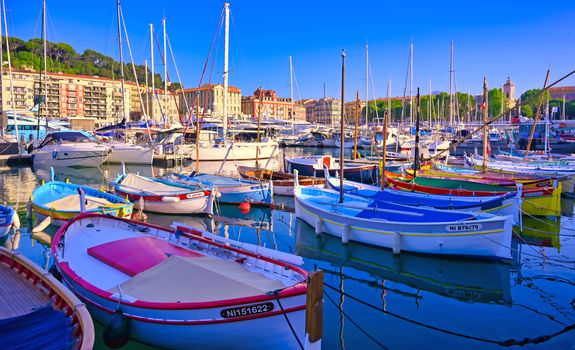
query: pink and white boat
[
  {"left": 51, "top": 213, "right": 309, "bottom": 349},
  {"left": 112, "top": 172, "right": 215, "bottom": 215}
]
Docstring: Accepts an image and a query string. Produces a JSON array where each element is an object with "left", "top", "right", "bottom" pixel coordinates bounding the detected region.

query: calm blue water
[{"left": 1, "top": 148, "right": 574, "bottom": 349}]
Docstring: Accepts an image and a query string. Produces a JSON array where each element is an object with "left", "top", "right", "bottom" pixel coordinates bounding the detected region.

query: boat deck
[{"left": 0, "top": 263, "right": 49, "bottom": 319}]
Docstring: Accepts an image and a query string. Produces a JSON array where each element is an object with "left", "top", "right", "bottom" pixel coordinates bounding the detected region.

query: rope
[
  {"left": 324, "top": 282, "right": 575, "bottom": 347},
  {"left": 324, "top": 290, "right": 390, "bottom": 349},
  {"left": 271, "top": 290, "right": 303, "bottom": 350}
]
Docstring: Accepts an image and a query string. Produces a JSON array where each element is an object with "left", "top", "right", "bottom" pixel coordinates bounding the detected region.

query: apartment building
[
  {"left": 304, "top": 98, "right": 342, "bottom": 124},
  {"left": 180, "top": 84, "right": 242, "bottom": 118},
  {"left": 241, "top": 88, "right": 306, "bottom": 121},
  {"left": 0, "top": 69, "right": 179, "bottom": 127}
]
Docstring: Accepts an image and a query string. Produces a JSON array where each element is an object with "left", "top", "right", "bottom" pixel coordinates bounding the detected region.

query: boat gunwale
[
  {"left": 0, "top": 246, "right": 94, "bottom": 350},
  {"left": 52, "top": 213, "right": 308, "bottom": 311}
]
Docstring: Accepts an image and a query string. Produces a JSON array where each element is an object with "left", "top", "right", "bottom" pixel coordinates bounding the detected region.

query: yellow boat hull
[{"left": 520, "top": 183, "right": 562, "bottom": 217}]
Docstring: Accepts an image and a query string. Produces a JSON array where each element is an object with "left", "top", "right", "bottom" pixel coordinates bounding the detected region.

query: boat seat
[
  {"left": 108, "top": 255, "right": 286, "bottom": 303},
  {"left": 44, "top": 194, "right": 115, "bottom": 211},
  {"left": 88, "top": 236, "right": 203, "bottom": 276}
]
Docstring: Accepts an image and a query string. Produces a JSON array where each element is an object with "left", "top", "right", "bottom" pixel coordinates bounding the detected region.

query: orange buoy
[
  {"left": 238, "top": 201, "right": 251, "bottom": 214},
  {"left": 131, "top": 211, "right": 148, "bottom": 222}
]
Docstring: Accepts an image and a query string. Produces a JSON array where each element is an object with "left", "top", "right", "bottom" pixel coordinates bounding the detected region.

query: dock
[{"left": 0, "top": 154, "right": 32, "bottom": 167}]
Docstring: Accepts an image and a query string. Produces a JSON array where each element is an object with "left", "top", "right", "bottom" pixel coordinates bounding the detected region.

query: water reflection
[
  {"left": 33, "top": 164, "right": 106, "bottom": 186},
  {"left": 295, "top": 219, "right": 512, "bottom": 305},
  {"left": 516, "top": 216, "right": 561, "bottom": 250}
]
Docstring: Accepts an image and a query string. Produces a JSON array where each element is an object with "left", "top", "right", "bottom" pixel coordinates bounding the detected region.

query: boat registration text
[
  {"left": 220, "top": 302, "right": 275, "bottom": 318},
  {"left": 445, "top": 223, "right": 482, "bottom": 232}
]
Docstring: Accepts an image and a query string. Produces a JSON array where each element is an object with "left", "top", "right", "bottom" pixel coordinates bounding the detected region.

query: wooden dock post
[{"left": 305, "top": 270, "right": 323, "bottom": 350}]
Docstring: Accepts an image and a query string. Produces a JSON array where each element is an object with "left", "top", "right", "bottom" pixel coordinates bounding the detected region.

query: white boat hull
[
  {"left": 33, "top": 148, "right": 110, "bottom": 167},
  {"left": 107, "top": 145, "right": 154, "bottom": 165},
  {"left": 294, "top": 188, "right": 513, "bottom": 259},
  {"left": 182, "top": 142, "right": 278, "bottom": 161},
  {"left": 132, "top": 195, "right": 214, "bottom": 215}
]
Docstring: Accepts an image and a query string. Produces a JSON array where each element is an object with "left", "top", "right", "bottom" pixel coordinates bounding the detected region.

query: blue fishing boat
[
  {"left": 285, "top": 155, "right": 377, "bottom": 184},
  {"left": 294, "top": 177, "right": 513, "bottom": 259},
  {"left": 323, "top": 168, "right": 520, "bottom": 224},
  {"left": 30, "top": 171, "right": 133, "bottom": 227},
  {"left": 0, "top": 205, "right": 15, "bottom": 240},
  {"left": 171, "top": 173, "right": 273, "bottom": 205}
]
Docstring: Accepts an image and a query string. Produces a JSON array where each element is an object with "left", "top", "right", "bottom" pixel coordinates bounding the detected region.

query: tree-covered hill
[{"left": 1, "top": 36, "right": 182, "bottom": 91}]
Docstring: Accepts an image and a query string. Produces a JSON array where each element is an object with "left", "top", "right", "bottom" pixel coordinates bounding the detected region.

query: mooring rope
[{"left": 324, "top": 282, "right": 575, "bottom": 347}]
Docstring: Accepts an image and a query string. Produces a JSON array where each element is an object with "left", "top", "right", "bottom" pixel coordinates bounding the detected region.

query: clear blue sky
[{"left": 5, "top": 0, "right": 575, "bottom": 100}]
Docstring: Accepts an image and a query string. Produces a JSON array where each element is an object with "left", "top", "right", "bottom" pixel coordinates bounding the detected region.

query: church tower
[{"left": 503, "top": 77, "right": 516, "bottom": 108}]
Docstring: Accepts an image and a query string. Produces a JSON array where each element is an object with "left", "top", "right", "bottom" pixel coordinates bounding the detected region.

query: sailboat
[
  {"left": 103, "top": 1, "right": 154, "bottom": 165},
  {"left": 185, "top": 2, "right": 278, "bottom": 162}
]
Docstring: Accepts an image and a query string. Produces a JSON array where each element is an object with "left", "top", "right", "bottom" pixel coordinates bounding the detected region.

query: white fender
[{"left": 162, "top": 196, "right": 181, "bottom": 203}]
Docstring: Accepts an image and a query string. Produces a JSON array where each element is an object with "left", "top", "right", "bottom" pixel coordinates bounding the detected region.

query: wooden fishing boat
[
  {"left": 52, "top": 213, "right": 308, "bottom": 349},
  {"left": 0, "top": 205, "right": 14, "bottom": 240},
  {"left": 465, "top": 154, "right": 575, "bottom": 197},
  {"left": 112, "top": 173, "right": 214, "bottom": 215},
  {"left": 237, "top": 165, "right": 324, "bottom": 196},
  {"left": 171, "top": 173, "right": 273, "bottom": 205},
  {"left": 385, "top": 173, "right": 562, "bottom": 217},
  {"left": 323, "top": 170, "right": 520, "bottom": 224},
  {"left": 294, "top": 176, "right": 513, "bottom": 259},
  {"left": 30, "top": 180, "right": 133, "bottom": 227},
  {"left": 285, "top": 155, "right": 377, "bottom": 184},
  {"left": 0, "top": 246, "right": 94, "bottom": 350}
]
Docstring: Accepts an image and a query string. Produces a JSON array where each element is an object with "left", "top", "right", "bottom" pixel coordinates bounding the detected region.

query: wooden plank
[
  {"left": 305, "top": 269, "right": 324, "bottom": 343},
  {"left": 0, "top": 264, "right": 49, "bottom": 319}
]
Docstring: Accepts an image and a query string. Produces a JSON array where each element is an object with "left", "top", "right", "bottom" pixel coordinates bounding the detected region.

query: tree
[
  {"left": 520, "top": 89, "right": 550, "bottom": 117},
  {"left": 487, "top": 88, "right": 508, "bottom": 118}
]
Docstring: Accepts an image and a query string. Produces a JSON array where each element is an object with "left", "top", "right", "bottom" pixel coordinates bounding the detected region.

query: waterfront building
[
  {"left": 180, "top": 84, "right": 242, "bottom": 118},
  {"left": 503, "top": 77, "right": 516, "bottom": 108},
  {"left": 140, "top": 89, "right": 180, "bottom": 126},
  {"left": 304, "top": 97, "right": 341, "bottom": 125},
  {"left": 344, "top": 100, "right": 367, "bottom": 125},
  {"left": 548, "top": 86, "right": 575, "bottom": 101},
  {"left": 241, "top": 88, "right": 305, "bottom": 121},
  {"left": 0, "top": 69, "right": 171, "bottom": 127}
]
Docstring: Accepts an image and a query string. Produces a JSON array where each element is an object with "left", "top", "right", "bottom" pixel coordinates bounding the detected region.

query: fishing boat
[
  {"left": 385, "top": 173, "right": 562, "bottom": 217},
  {"left": 31, "top": 131, "right": 111, "bottom": 167},
  {"left": 294, "top": 179, "right": 513, "bottom": 259},
  {"left": 323, "top": 169, "right": 520, "bottom": 224},
  {"left": 0, "top": 205, "right": 15, "bottom": 240},
  {"left": 112, "top": 172, "right": 214, "bottom": 215},
  {"left": 0, "top": 246, "right": 94, "bottom": 350},
  {"left": 465, "top": 154, "right": 575, "bottom": 197},
  {"left": 170, "top": 172, "right": 273, "bottom": 205},
  {"left": 285, "top": 155, "right": 377, "bottom": 184},
  {"left": 30, "top": 178, "right": 133, "bottom": 227},
  {"left": 52, "top": 213, "right": 308, "bottom": 349},
  {"left": 237, "top": 165, "right": 324, "bottom": 196}
]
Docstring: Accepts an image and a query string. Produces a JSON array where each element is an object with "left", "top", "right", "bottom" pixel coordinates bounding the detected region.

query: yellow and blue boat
[{"left": 30, "top": 176, "right": 133, "bottom": 227}]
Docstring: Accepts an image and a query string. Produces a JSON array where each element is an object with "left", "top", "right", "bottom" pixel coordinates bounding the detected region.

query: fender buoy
[
  {"left": 103, "top": 307, "right": 131, "bottom": 348},
  {"left": 238, "top": 201, "right": 251, "bottom": 214}
]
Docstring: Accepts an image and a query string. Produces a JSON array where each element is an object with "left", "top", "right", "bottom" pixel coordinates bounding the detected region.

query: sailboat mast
[
  {"left": 116, "top": 0, "right": 127, "bottom": 128},
  {"left": 409, "top": 41, "right": 413, "bottom": 125},
  {"left": 365, "top": 44, "right": 369, "bottom": 128},
  {"left": 2, "top": 0, "right": 18, "bottom": 141},
  {"left": 289, "top": 56, "right": 294, "bottom": 121},
  {"left": 414, "top": 88, "right": 421, "bottom": 177},
  {"left": 482, "top": 77, "right": 488, "bottom": 172},
  {"left": 563, "top": 95, "right": 566, "bottom": 123},
  {"left": 353, "top": 90, "right": 359, "bottom": 160},
  {"left": 0, "top": 1, "right": 3, "bottom": 140},
  {"left": 449, "top": 42, "right": 453, "bottom": 127},
  {"left": 222, "top": 2, "right": 230, "bottom": 138},
  {"left": 144, "top": 59, "right": 149, "bottom": 118},
  {"left": 149, "top": 24, "right": 155, "bottom": 125},
  {"left": 381, "top": 79, "right": 391, "bottom": 189},
  {"left": 162, "top": 17, "right": 168, "bottom": 125},
  {"left": 339, "top": 49, "right": 346, "bottom": 204},
  {"left": 42, "top": 0, "right": 48, "bottom": 129}
]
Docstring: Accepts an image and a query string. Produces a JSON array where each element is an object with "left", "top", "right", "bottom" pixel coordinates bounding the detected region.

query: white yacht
[{"left": 31, "top": 131, "right": 111, "bottom": 167}]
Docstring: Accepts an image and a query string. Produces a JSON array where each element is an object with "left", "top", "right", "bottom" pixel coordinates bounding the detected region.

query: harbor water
[{"left": 1, "top": 147, "right": 574, "bottom": 349}]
